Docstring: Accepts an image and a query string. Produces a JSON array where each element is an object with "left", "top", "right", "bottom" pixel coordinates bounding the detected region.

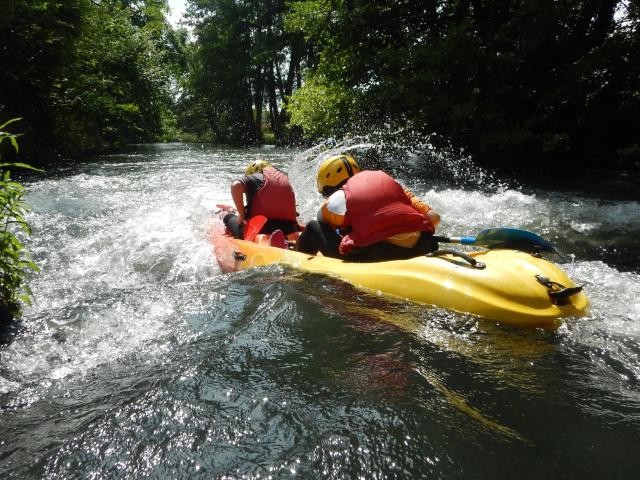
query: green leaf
[
  {"left": 0, "top": 163, "right": 44, "bottom": 173},
  {"left": 10, "top": 136, "right": 19, "bottom": 154},
  {"left": 0, "top": 118, "right": 22, "bottom": 130},
  {"left": 17, "top": 294, "right": 32, "bottom": 307}
]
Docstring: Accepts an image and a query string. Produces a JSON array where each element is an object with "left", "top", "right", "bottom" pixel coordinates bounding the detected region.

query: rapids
[{"left": 1, "top": 142, "right": 639, "bottom": 479}]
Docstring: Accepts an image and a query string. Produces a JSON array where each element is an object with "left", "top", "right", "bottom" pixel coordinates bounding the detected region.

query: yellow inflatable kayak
[{"left": 210, "top": 226, "right": 588, "bottom": 329}]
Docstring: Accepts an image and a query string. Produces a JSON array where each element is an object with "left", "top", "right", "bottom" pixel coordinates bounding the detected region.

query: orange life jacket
[
  {"left": 249, "top": 167, "right": 297, "bottom": 222},
  {"left": 342, "top": 170, "right": 434, "bottom": 247}
]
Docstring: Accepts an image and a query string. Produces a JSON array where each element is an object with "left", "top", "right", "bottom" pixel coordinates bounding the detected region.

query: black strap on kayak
[
  {"left": 232, "top": 251, "right": 247, "bottom": 261},
  {"left": 535, "top": 274, "right": 583, "bottom": 305},
  {"left": 426, "top": 249, "right": 486, "bottom": 269}
]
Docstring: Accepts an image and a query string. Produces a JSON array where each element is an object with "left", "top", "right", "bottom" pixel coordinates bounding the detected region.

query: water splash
[{"left": 287, "top": 131, "right": 512, "bottom": 222}]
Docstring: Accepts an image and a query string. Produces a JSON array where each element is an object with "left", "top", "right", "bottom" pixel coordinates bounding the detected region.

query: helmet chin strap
[
  {"left": 321, "top": 185, "right": 338, "bottom": 198},
  {"left": 321, "top": 180, "right": 349, "bottom": 198}
]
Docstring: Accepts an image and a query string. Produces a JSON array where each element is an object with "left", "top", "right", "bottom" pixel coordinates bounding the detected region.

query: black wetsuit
[{"left": 297, "top": 220, "right": 438, "bottom": 261}]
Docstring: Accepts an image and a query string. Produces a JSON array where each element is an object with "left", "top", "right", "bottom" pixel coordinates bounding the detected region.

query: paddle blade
[
  {"left": 474, "top": 228, "right": 555, "bottom": 252},
  {"left": 243, "top": 215, "right": 267, "bottom": 241}
]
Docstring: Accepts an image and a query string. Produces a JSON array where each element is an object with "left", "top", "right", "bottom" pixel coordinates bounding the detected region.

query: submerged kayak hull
[{"left": 210, "top": 227, "right": 588, "bottom": 329}]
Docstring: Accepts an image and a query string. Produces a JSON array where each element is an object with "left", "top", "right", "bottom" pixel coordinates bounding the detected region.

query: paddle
[
  {"left": 243, "top": 215, "right": 267, "bottom": 241},
  {"left": 433, "top": 227, "right": 555, "bottom": 252},
  {"left": 215, "top": 204, "right": 267, "bottom": 241}
]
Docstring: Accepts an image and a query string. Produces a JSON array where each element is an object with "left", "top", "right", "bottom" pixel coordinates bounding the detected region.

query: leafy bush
[
  {"left": 285, "top": 0, "right": 640, "bottom": 171},
  {"left": 287, "top": 75, "right": 353, "bottom": 140},
  {"left": 262, "top": 133, "right": 276, "bottom": 145},
  {"left": 0, "top": 119, "right": 40, "bottom": 315}
]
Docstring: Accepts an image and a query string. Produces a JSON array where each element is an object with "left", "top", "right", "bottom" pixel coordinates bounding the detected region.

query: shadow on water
[{"left": 274, "top": 270, "right": 639, "bottom": 478}]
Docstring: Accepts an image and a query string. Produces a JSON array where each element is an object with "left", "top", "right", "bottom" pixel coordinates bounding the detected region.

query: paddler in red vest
[
  {"left": 296, "top": 154, "right": 440, "bottom": 260},
  {"left": 223, "top": 160, "right": 300, "bottom": 239}
]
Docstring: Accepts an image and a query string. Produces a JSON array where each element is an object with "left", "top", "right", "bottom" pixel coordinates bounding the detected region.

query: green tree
[
  {"left": 186, "top": 0, "right": 307, "bottom": 145},
  {"left": 0, "top": 0, "right": 184, "bottom": 161},
  {"left": 188, "top": 0, "right": 258, "bottom": 144},
  {"left": 51, "top": 1, "right": 173, "bottom": 152},
  {"left": 286, "top": 0, "right": 640, "bottom": 171},
  {"left": 0, "top": 0, "right": 83, "bottom": 162}
]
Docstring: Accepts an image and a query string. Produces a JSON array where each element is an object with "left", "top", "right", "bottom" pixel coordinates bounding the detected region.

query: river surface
[{"left": 1, "top": 142, "right": 639, "bottom": 479}]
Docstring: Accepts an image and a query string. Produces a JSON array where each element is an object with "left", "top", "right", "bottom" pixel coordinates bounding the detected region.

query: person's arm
[
  {"left": 403, "top": 186, "right": 440, "bottom": 228},
  {"left": 320, "top": 190, "right": 348, "bottom": 230},
  {"left": 230, "top": 180, "right": 247, "bottom": 223}
]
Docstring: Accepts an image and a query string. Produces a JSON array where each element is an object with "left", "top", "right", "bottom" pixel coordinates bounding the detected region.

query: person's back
[
  {"left": 248, "top": 166, "right": 297, "bottom": 222},
  {"left": 338, "top": 169, "right": 436, "bottom": 256},
  {"left": 296, "top": 154, "right": 440, "bottom": 260},
  {"left": 223, "top": 160, "right": 300, "bottom": 239}
]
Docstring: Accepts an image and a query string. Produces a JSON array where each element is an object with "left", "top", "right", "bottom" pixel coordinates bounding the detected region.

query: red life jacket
[
  {"left": 249, "top": 167, "right": 297, "bottom": 222},
  {"left": 343, "top": 170, "right": 434, "bottom": 247}
]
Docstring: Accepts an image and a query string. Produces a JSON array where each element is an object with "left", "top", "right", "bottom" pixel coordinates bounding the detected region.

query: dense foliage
[
  {"left": 0, "top": 0, "right": 186, "bottom": 163},
  {"left": 183, "top": 0, "right": 309, "bottom": 144},
  {"left": 0, "top": 120, "right": 39, "bottom": 320},
  {"left": 1, "top": 0, "right": 638, "bottom": 171},
  {"left": 286, "top": 0, "right": 640, "bottom": 171}
]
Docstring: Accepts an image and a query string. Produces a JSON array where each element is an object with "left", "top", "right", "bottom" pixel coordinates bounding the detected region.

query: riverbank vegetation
[
  {"left": 2, "top": 0, "right": 639, "bottom": 172},
  {"left": 0, "top": 120, "right": 40, "bottom": 330},
  {"left": 1, "top": 0, "right": 187, "bottom": 164},
  {"left": 283, "top": 0, "right": 640, "bottom": 171}
]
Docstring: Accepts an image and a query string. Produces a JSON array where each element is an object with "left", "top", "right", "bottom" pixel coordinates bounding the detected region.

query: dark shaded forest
[{"left": 2, "top": 0, "right": 639, "bottom": 172}]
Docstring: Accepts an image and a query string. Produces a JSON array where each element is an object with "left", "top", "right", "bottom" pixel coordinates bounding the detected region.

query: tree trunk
[
  {"left": 284, "top": 39, "right": 301, "bottom": 101},
  {"left": 252, "top": 65, "right": 265, "bottom": 141},
  {"left": 275, "top": 59, "right": 286, "bottom": 104},
  {"left": 266, "top": 61, "right": 280, "bottom": 136}
]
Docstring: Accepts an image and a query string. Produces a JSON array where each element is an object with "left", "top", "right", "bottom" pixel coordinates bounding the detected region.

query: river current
[{"left": 1, "top": 142, "right": 639, "bottom": 479}]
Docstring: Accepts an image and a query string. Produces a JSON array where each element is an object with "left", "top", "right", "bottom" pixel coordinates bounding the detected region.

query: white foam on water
[
  {"left": 2, "top": 142, "right": 639, "bottom": 403},
  {"left": 1, "top": 145, "right": 305, "bottom": 398},
  {"left": 565, "top": 261, "right": 640, "bottom": 334}
]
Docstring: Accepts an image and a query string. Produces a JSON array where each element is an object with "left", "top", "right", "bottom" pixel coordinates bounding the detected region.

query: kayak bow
[{"left": 209, "top": 224, "right": 588, "bottom": 329}]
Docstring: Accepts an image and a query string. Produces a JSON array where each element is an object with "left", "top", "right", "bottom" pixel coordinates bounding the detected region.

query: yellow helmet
[
  {"left": 245, "top": 160, "right": 272, "bottom": 175},
  {"left": 316, "top": 154, "right": 360, "bottom": 197}
]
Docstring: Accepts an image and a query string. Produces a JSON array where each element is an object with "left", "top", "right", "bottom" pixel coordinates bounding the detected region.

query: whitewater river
[{"left": 1, "top": 142, "right": 639, "bottom": 479}]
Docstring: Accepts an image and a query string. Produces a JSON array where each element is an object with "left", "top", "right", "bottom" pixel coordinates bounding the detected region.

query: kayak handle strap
[
  {"left": 535, "top": 275, "right": 583, "bottom": 304},
  {"left": 426, "top": 249, "right": 486, "bottom": 269}
]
